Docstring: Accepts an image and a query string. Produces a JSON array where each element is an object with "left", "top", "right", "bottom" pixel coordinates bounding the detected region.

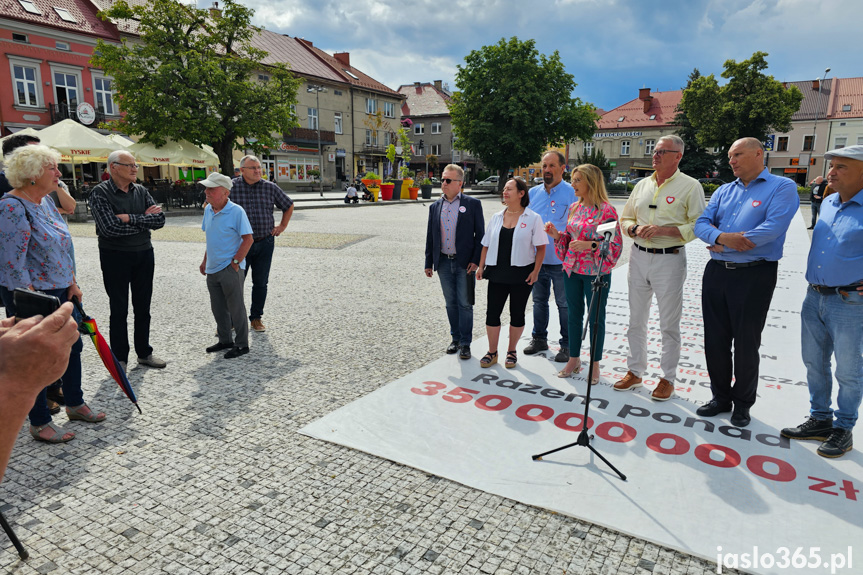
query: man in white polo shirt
[{"left": 199, "top": 173, "right": 254, "bottom": 359}]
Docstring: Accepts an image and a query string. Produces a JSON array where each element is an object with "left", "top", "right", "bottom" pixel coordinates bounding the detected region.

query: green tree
[
  {"left": 672, "top": 69, "right": 719, "bottom": 179},
  {"left": 449, "top": 37, "right": 597, "bottom": 191},
  {"left": 92, "top": 0, "right": 300, "bottom": 175},
  {"left": 574, "top": 148, "right": 610, "bottom": 171},
  {"left": 679, "top": 52, "right": 802, "bottom": 179}
]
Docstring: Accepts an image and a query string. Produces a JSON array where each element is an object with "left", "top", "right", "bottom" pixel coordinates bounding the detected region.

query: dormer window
[
  {"left": 649, "top": 114, "right": 656, "bottom": 120},
  {"left": 842, "top": 104, "right": 852, "bottom": 112},
  {"left": 617, "top": 116, "right": 625, "bottom": 122}
]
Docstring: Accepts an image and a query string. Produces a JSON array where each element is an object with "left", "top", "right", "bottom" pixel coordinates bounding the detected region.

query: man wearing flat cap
[
  {"left": 782, "top": 145, "right": 863, "bottom": 458},
  {"left": 199, "top": 172, "right": 253, "bottom": 359}
]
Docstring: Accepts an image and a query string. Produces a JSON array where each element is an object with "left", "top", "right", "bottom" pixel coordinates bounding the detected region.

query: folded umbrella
[{"left": 71, "top": 297, "right": 142, "bottom": 414}]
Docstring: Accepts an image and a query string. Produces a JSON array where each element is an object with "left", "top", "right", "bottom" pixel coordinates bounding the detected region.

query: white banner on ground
[{"left": 300, "top": 214, "right": 860, "bottom": 575}]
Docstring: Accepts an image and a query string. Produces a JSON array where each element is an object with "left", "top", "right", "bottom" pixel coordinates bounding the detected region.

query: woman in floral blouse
[
  {"left": 0, "top": 144, "right": 105, "bottom": 443},
  {"left": 544, "top": 164, "right": 623, "bottom": 383}
]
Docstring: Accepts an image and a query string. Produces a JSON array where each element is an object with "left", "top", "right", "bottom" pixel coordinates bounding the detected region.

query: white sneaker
[{"left": 137, "top": 354, "right": 167, "bottom": 368}]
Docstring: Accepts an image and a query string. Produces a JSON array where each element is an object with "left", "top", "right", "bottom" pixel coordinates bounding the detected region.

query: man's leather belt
[
  {"left": 810, "top": 284, "right": 861, "bottom": 295},
  {"left": 718, "top": 260, "right": 767, "bottom": 269},
  {"left": 441, "top": 252, "right": 457, "bottom": 259},
  {"left": 635, "top": 244, "right": 683, "bottom": 255},
  {"left": 253, "top": 236, "right": 269, "bottom": 243}
]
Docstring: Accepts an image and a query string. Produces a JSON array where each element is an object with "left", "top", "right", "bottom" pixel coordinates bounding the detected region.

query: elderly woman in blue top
[
  {"left": 476, "top": 178, "right": 547, "bottom": 369},
  {"left": 0, "top": 144, "right": 105, "bottom": 443}
]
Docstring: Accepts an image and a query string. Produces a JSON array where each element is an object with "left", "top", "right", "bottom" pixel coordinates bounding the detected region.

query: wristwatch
[
  {"left": 232, "top": 258, "right": 240, "bottom": 265},
  {"left": 630, "top": 225, "right": 639, "bottom": 237}
]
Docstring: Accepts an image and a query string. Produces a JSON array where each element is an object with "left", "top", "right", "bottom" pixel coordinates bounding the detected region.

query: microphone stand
[{"left": 532, "top": 231, "right": 627, "bottom": 481}]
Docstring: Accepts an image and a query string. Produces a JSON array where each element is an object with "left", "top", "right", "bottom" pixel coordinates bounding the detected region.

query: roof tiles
[{"left": 595, "top": 90, "right": 682, "bottom": 130}]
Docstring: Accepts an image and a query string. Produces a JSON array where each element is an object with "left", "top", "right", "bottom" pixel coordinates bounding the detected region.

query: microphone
[{"left": 595, "top": 219, "right": 617, "bottom": 259}]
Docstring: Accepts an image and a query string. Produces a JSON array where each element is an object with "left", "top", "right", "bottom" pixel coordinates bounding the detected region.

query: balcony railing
[
  {"left": 49, "top": 103, "right": 108, "bottom": 126},
  {"left": 283, "top": 127, "right": 337, "bottom": 145}
]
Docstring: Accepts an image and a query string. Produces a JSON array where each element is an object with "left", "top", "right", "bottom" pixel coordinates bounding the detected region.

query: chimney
[
  {"left": 334, "top": 52, "right": 350, "bottom": 67},
  {"left": 298, "top": 38, "right": 313, "bottom": 48},
  {"left": 434, "top": 80, "right": 442, "bottom": 91},
  {"left": 812, "top": 79, "right": 820, "bottom": 90},
  {"left": 638, "top": 87, "right": 651, "bottom": 100},
  {"left": 208, "top": 1, "right": 221, "bottom": 18}
]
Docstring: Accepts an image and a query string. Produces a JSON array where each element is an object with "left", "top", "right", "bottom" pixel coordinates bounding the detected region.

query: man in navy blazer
[{"left": 425, "top": 164, "right": 485, "bottom": 359}]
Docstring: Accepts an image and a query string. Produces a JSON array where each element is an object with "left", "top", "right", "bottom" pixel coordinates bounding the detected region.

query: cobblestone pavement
[{"left": 0, "top": 198, "right": 790, "bottom": 574}]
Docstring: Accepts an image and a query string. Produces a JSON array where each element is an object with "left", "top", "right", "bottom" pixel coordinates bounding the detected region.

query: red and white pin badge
[
  {"left": 550, "top": 200, "right": 556, "bottom": 206},
  {"left": 458, "top": 206, "right": 466, "bottom": 213},
  {"left": 752, "top": 200, "right": 761, "bottom": 208},
  {"left": 520, "top": 222, "right": 527, "bottom": 228},
  {"left": 666, "top": 196, "right": 676, "bottom": 204}
]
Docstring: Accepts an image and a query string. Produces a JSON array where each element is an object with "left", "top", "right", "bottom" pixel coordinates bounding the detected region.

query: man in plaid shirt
[{"left": 230, "top": 155, "right": 294, "bottom": 332}]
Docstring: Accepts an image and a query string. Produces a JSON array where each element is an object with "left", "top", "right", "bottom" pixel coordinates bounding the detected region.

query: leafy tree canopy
[
  {"left": 673, "top": 69, "right": 720, "bottom": 179},
  {"left": 92, "top": 0, "right": 300, "bottom": 175},
  {"left": 574, "top": 148, "right": 610, "bottom": 172},
  {"left": 449, "top": 37, "right": 597, "bottom": 190},
  {"left": 679, "top": 52, "right": 802, "bottom": 179}
]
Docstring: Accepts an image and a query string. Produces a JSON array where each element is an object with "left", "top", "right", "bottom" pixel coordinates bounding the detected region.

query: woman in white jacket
[{"left": 477, "top": 178, "right": 547, "bottom": 369}]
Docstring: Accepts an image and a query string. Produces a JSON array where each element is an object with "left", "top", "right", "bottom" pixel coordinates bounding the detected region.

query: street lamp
[
  {"left": 809, "top": 67, "right": 830, "bottom": 182},
  {"left": 307, "top": 84, "right": 326, "bottom": 196}
]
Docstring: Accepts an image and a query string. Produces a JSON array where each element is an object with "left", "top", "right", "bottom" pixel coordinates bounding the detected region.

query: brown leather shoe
[
  {"left": 613, "top": 371, "right": 642, "bottom": 391},
  {"left": 651, "top": 378, "right": 674, "bottom": 401}
]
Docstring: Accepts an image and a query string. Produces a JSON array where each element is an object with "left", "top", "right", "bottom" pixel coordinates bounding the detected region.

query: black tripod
[
  {"left": 532, "top": 235, "right": 626, "bottom": 481},
  {"left": 0, "top": 509, "right": 29, "bottom": 559}
]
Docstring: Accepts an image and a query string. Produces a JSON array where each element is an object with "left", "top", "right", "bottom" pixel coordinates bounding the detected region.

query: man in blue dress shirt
[
  {"left": 781, "top": 145, "right": 863, "bottom": 458},
  {"left": 526, "top": 151, "right": 576, "bottom": 362},
  {"left": 693, "top": 137, "right": 799, "bottom": 428}
]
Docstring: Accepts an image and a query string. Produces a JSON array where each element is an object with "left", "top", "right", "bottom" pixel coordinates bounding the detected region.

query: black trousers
[
  {"left": 701, "top": 259, "right": 778, "bottom": 408},
  {"left": 486, "top": 281, "right": 533, "bottom": 328},
  {"left": 99, "top": 247, "right": 155, "bottom": 362}
]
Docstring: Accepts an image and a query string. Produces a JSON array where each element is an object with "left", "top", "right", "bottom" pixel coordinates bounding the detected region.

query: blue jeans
[
  {"left": 564, "top": 271, "right": 610, "bottom": 362},
  {"left": 244, "top": 236, "right": 275, "bottom": 321},
  {"left": 531, "top": 264, "right": 568, "bottom": 348},
  {"left": 437, "top": 258, "right": 473, "bottom": 345},
  {"left": 0, "top": 286, "right": 84, "bottom": 427},
  {"left": 802, "top": 287, "right": 863, "bottom": 430}
]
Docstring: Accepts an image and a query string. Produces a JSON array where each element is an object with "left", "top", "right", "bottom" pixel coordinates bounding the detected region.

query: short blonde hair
[
  {"left": 4, "top": 144, "right": 61, "bottom": 190},
  {"left": 573, "top": 164, "right": 609, "bottom": 209},
  {"left": 442, "top": 164, "right": 464, "bottom": 179}
]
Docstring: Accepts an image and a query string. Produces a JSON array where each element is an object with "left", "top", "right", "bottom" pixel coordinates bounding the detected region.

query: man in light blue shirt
[
  {"left": 199, "top": 173, "right": 253, "bottom": 359},
  {"left": 781, "top": 145, "right": 863, "bottom": 458},
  {"left": 526, "top": 151, "right": 576, "bottom": 362},
  {"left": 693, "top": 137, "right": 798, "bottom": 428}
]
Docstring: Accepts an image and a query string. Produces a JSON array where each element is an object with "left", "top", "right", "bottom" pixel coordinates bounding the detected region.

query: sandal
[
  {"left": 30, "top": 422, "right": 75, "bottom": 443},
  {"left": 480, "top": 351, "right": 498, "bottom": 368},
  {"left": 66, "top": 403, "right": 106, "bottom": 423},
  {"left": 505, "top": 350, "right": 517, "bottom": 369},
  {"left": 557, "top": 357, "right": 582, "bottom": 378},
  {"left": 590, "top": 363, "right": 601, "bottom": 385}
]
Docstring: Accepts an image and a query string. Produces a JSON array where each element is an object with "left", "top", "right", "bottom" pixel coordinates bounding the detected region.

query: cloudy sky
[{"left": 234, "top": 0, "right": 858, "bottom": 112}]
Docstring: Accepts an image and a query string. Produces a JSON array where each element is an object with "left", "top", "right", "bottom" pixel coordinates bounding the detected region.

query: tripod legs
[{"left": 0, "top": 509, "right": 29, "bottom": 560}]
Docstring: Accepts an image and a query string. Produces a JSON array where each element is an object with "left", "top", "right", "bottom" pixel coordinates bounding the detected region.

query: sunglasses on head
[{"left": 441, "top": 177, "right": 462, "bottom": 184}]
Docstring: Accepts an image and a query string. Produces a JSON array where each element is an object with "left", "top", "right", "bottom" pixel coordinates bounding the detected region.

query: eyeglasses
[
  {"left": 113, "top": 162, "right": 138, "bottom": 168},
  {"left": 652, "top": 149, "right": 680, "bottom": 157},
  {"left": 441, "top": 178, "right": 462, "bottom": 184}
]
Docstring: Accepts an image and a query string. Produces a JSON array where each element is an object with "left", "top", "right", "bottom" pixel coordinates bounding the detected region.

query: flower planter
[
  {"left": 420, "top": 184, "right": 433, "bottom": 199},
  {"left": 379, "top": 183, "right": 395, "bottom": 201},
  {"left": 401, "top": 178, "right": 414, "bottom": 199},
  {"left": 408, "top": 187, "right": 420, "bottom": 200},
  {"left": 367, "top": 186, "right": 380, "bottom": 202},
  {"left": 361, "top": 178, "right": 380, "bottom": 188}
]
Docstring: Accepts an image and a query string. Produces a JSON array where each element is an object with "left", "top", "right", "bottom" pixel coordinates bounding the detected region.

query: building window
[
  {"left": 858, "top": 136, "right": 863, "bottom": 146},
  {"left": 415, "top": 123, "right": 424, "bottom": 135},
  {"left": 308, "top": 107, "right": 318, "bottom": 130},
  {"left": 383, "top": 132, "right": 391, "bottom": 146},
  {"left": 383, "top": 101, "right": 395, "bottom": 118},
  {"left": 12, "top": 33, "right": 28, "bottom": 43},
  {"left": 258, "top": 74, "right": 269, "bottom": 82},
  {"left": 365, "top": 129, "right": 377, "bottom": 146},
  {"left": 842, "top": 104, "right": 852, "bottom": 112},
  {"left": 334, "top": 90, "right": 342, "bottom": 96},
  {"left": 53, "top": 7, "right": 77, "bottom": 22},
  {"left": 802, "top": 135, "right": 814, "bottom": 152},
  {"left": 583, "top": 141, "right": 594, "bottom": 155},
  {"left": 430, "top": 144, "right": 441, "bottom": 155},
  {"left": 834, "top": 137, "right": 847, "bottom": 149},
  {"left": 17, "top": 0, "right": 41, "bottom": 14},
  {"left": 56, "top": 41, "right": 70, "bottom": 51},
  {"left": 431, "top": 122, "right": 442, "bottom": 134},
  {"left": 621, "top": 140, "right": 630, "bottom": 156},
  {"left": 12, "top": 64, "right": 39, "bottom": 107},
  {"left": 776, "top": 136, "right": 788, "bottom": 152},
  {"left": 644, "top": 139, "right": 655, "bottom": 155},
  {"left": 93, "top": 76, "right": 115, "bottom": 115},
  {"left": 334, "top": 112, "right": 342, "bottom": 134},
  {"left": 289, "top": 104, "right": 296, "bottom": 119},
  {"left": 365, "top": 98, "right": 376, "bottom": 114}
]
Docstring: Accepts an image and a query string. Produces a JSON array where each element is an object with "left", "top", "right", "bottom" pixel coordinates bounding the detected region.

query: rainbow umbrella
[{"left": 72, "top": 297, "right": 142, "bottom": 414}]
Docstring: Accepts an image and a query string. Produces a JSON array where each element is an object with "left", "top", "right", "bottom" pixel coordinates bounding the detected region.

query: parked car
[
  {"left": 629, "top": 177, "right": 646, "bottom": 186},
  {"left": 533, "top": 177, "right": 543, "bottom": 185},
  {"left": 613, "top": 176, "right": 629, "bottom": 184},
  {"left": 473, "top": 176, "right": 499, "bottom": 191},
  {"left": 430, "top": 177, "right": 441, "bottom": 186},
  {"left": 698, "top": 177, "right": 726, "bottom": 185}
]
